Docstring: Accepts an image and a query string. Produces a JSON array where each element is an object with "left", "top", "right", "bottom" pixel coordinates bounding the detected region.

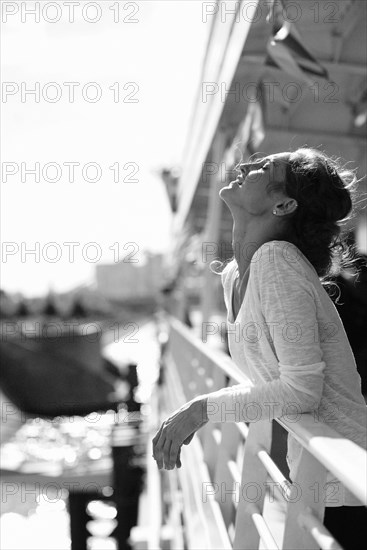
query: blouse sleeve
[{"left": 207, "top": 241, "right": 326, "bottom": 423}]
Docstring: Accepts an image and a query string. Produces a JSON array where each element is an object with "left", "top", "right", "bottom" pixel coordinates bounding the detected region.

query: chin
[
  {"left": 219, "top": 187, "right": 228, "bottom": 199},
  {"left": 219, "top": 187, "right": 234, "bottom": 204}
]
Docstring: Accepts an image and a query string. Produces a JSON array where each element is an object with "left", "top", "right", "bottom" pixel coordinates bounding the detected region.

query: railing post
[
  {"left": 282, "top": 447, "right": 328, "bottom": 550},
  {"left": 164, "top": 318, "right": 367, "bottom": 550},
  {"left": 213, "top": 422, "right": 242, "bottom": 528},
  {"left": 233, "top": 420, "right": 273, "bottom": 550}
]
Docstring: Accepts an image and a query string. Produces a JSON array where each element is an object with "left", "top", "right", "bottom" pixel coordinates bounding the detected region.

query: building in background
[{"left": 95, "top": 252, "right": 164, "bottom": 303}]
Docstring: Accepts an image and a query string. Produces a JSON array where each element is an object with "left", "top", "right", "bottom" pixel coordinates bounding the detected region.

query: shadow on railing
[{"left": 145, "top": 315, "right": 367, "bottom": 550}]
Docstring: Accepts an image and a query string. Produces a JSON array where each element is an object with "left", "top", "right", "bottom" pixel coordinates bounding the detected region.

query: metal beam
[
  {"left": 264, "top": 125, "right": 366, "bottom": 146},
  {"left": 201, "top": 130, "right": 227, "bottom": 323},
  {"left": 174, "top": 1, "right": 260, "bottom": 234},
  {"left": 239, "top": 54, "right": 367, "bottom": 77}
]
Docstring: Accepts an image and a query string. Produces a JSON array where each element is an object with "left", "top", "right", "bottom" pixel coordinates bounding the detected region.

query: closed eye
[
  {"left": 247, "top": 162, "right": 270, "bottom": 174},
  {"left": 237, "top": 160, "right": 270, "bottom": 176}
]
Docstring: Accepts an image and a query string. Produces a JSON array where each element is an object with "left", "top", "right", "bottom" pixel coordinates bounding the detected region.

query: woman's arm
[
  {"left": 152, "top": 394, "right": 209, "bottom": 469},
  {"left": 207, "top": 242, "right": 326, "bottom": 422},
  {"left": 152, "top": 242, "right": 326, "bottom": 469}
]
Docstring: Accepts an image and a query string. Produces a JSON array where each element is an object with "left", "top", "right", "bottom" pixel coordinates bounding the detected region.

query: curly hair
[
  {"left": 282, "top": 147, "right": 362, "bottom": 279},
  {"left": 210, "top": 146, "right": 366, "bottom": 293}
]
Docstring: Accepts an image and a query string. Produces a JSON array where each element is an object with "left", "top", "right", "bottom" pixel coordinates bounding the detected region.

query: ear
[{"left": 274, "top": 198, "right": 298, "bottom": 216}]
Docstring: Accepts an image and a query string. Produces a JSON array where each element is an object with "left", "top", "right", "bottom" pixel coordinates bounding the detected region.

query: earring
[{"left": 272, "top": 209, "right": 277, "bottom": 215}]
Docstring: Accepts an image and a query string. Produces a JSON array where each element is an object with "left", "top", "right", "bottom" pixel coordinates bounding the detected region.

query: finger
[
  {"left": 168, "top": 443, "right": 180, "bottom": 469},
  {"left": 152, "top": 423, "right": 164, "bottom": 460},
  {"left": 176, "top": 447, "right": 182, "bottom": 469},
  {"left": 154, "top": 433, "right": 166, "bottom": 469},
  {"left": 162, "top": 439, "right": 172, "bottom": 470},
  {"left": 183, "top": 432, "right": 194, "bottom": 445},
  {"left": 152, "top": 423, "right": 164, "bottom": 448}
]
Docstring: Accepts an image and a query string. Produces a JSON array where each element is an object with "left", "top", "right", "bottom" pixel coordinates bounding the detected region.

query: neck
[{"left": 232, "top": 218, "right": 275, "bottom": 279}]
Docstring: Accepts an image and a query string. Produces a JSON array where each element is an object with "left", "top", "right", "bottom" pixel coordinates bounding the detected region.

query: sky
[{"left": 1, "top": 0, "right": 210, "bottom": 296}]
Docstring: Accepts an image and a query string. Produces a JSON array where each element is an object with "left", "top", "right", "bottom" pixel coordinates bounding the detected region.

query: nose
[{"left": 239, "top": 164, "right": 250, "bottom": 176}]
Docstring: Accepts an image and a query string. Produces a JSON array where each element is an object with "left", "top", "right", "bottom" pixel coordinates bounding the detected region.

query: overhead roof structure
[{"left": 174, "top": 0, "right": 367, "bottom": 254}]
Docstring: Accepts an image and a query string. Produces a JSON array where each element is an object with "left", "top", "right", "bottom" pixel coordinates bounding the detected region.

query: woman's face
[{"left": 220, "top": 152, "right": 291, "bottom": 215}]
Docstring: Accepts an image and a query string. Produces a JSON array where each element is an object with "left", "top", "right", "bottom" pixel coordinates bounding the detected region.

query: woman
[{"left": 152, "top": 147, "right": 367, "bottom": 548}]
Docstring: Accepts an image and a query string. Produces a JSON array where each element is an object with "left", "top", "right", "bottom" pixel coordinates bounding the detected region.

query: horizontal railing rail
[{"left": 162, "top": 315, "right": 367, "bottom": 550}]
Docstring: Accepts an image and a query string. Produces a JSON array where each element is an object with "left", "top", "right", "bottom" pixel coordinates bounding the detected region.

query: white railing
[{"left": 150, "top": 315, "right": 367, "bottom": 550}]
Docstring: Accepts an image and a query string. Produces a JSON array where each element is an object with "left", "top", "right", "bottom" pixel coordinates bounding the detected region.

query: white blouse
[{"left": 206, "top": 240, "right": 367, "bottom": 506}]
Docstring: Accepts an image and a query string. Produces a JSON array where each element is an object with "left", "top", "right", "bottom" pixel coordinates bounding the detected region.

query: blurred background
[{"left": 1, "top": 1, "right": 366, "bottom": 549}]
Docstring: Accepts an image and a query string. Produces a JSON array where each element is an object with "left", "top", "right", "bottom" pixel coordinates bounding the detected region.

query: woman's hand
[{"left": 152, "top": 395, "right": 208, "bottom": 470}]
